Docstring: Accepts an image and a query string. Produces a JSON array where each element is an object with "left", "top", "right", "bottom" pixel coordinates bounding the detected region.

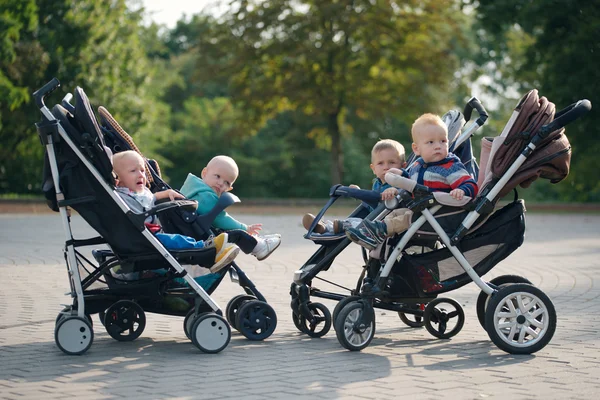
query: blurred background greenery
[{"left": 1, "top": 0, "right": 598, "bottom": 201}]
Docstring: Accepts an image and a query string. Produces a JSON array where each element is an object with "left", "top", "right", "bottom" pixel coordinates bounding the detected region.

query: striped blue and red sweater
[{"left": 402, "top": 153, "right": 478, "bottom": 197}]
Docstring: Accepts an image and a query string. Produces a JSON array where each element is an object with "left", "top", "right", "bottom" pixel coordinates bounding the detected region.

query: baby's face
[
  {"left": 412, "top": 124, "right": 449, "bottom": 163},
  {"left": 202, "top": 162, "right": 237, "bottom": 196},
  {"left": 115, "top": 156, "right": 146, "bottom": 193},
  {"left": 370, "top": 148, "right": 404, "bottom": 181}
]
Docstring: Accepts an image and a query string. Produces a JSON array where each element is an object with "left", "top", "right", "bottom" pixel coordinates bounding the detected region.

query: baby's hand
[
  {"left": 450, "top": 189, "right": 465, "bottom": 200},
  {"left": 381, "top": 187, "right": 399, "bottom": 200},
  {"left": 165, "top": 189, "right": 185, "bottom": 201},
  {"left": 247, "top": 223, "right": 263, "bottom": 235},
  {"left": 348, "top": 184, "right": 361, "bottom": 189}
]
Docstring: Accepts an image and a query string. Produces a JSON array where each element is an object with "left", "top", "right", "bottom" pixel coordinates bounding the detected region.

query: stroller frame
[
  {"left": 291, "top": 98, "right": 489, "bottom": 327},
  {"left": 95, "top": 101, "right": 277, "bottom": 341},
  {"left": 292, "top": 94, "right": 591, "bottom": 354},
  {"left": 34, "top": 78, "right": 233, "bottom": 355}
]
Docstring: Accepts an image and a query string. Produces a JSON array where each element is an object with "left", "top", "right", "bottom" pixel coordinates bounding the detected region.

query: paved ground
[{"left": 1, "top": 209, "right": 599, "bottom": 399}]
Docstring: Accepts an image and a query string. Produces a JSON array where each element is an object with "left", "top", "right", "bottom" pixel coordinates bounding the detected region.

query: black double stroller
[
  {"left": 34, "top": 78, "right": 275, "bottom": 355},
  {"left": 291, "top": 93, "right": 591, "bottom": 354}
]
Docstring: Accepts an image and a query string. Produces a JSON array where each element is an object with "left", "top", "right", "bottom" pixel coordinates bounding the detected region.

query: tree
[
  {"left": 0, "top": 0, "right": 172, "bottom": 193},
  {"left": 472, "top": 0, "right": 600, "bottom": 201},
  {"left": 192, "top": 0, "right": 471, "bottom": 184}
]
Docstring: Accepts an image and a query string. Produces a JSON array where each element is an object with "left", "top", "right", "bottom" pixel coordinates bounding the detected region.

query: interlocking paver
[{"left": 1, "top": 211, "right": 599, "bottom": 399}]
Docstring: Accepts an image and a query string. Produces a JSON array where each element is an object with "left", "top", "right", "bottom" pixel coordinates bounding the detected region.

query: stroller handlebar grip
[
  {"left": 332, "top": 185, "right": 382, "bottom": 204},
  {"left": 538, "top": 99, "right": 592, "bottom": 139},
  {"left": 61, "top": 93, "right": 75, "bottom": 115},
  {"left": 463, "top": 97, "right": 489, "bottom": 125},
  {"left": 33, "top": 78, "right": 61, "bottom": 109}
]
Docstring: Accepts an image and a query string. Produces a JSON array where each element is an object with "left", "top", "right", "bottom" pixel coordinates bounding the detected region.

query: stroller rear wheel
[
  {"left": 55, "top": 306, "right": 93, "bottom": 329},
  {"left": 332, "top": 296, "right": 361, "bottom": 331},
  {"left": 424, "top": 298, "right": 464, "bottom": 339},
  {"left": 235, "top": 300, "right": 277, "bottom": 341},
  {"left": 476, "top": 275, "right": 532, "bottom": 329},
  {"left": 485, "top": 283, "right": 556, "bottom": 354},
  {"left": 190, "top": 313, "right": 231, "bottom": 353},
  {"left": 335, "top": 300, "right": 375, "bottom": 351},
  {"left": 104, "top": 300, "right": 146, "bottom": 342},
  {"left": 55, "top": 316, "right": 94, "bottom": 355},
  {"left": 225, "top": 294, "right": 256, "bottom": 330}
]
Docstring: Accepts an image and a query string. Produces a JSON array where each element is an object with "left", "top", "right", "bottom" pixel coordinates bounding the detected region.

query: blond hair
[
  {"left": 206, "top": 155, "right": 239, "bottom": 177},
  {"left": 371, "top": 139, "right": 406, "bottom": 163},
  {"left": 112, "top": 150, "right": 143, "bottom": 168},
  {"left": 411, "top": 113, "right": 448, "bottom": 142}
]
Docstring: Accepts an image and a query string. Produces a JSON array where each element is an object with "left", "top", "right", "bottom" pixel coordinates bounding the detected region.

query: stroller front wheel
[
  {"left": 295, "top": 302, "right": 332, "bottom": 338},
  {"left": 235, "top": 300, "right": 277, "bottom": 341},
  {"left": 104, "top": 300, "right": 146, "bottom": 342},
  {"left": 424, "top": 298, "right": 464, "bottom": 339}
]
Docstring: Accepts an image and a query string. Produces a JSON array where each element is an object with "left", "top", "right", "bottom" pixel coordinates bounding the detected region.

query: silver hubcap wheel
[
  {"left": 343, "top": 308, "right": 373, "bottom": 347},
  {"left": 492, "top": 291, "right": 549, "bottom": 348}
]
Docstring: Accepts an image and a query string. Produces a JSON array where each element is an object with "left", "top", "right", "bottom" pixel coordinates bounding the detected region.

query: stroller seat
[{"left": 96, "top": 102, "right": 278, "bottom": 342}]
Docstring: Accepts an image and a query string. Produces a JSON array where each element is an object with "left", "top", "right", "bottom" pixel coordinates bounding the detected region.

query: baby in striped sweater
[{"left": 346, "top": 113, "right": 478, "bottom": 250}]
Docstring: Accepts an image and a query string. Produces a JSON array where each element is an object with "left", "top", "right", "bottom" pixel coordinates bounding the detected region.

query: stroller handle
[
  {"left": 331, "top": 185, "right": 382, "bottom": 204},
  {"left": 33, "top": 78, "right": 61, "bottom": 109},
  {"left": 463, "top": 97, "right": 489, "bottom": 126},
  {"left": 538, "top": 99, "right": 592, "bottom": 139}
]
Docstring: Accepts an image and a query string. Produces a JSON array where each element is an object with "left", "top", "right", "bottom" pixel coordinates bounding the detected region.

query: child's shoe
[
  {"left": 204, "top": 232, "right": 227, "bottom": 250},
  {"left": 210, "top": 244, "right": 240, "bottom": 273},
  {"left": 206, "top": 233, "right": 240, "bottom": 273},
  {"left": 332, "top": 219, "right": 345, "bottom": 234},
  {"left": 345, "top": 220, "right": 387, "bottom": 250},
  {"left": 302, "top": 213, "right": 327, "bottom": 234},
  {"left": 251, "top": 234, "right": 282, "bottom": 261}
]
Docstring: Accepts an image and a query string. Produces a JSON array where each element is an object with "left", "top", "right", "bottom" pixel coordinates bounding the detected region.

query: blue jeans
[{"left": 155, "top": 233, "right": 205, "bottom": 249}]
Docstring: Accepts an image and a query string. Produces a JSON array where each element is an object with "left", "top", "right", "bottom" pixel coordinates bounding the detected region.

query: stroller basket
[{"left": 392, "top": 200, "right": 525, "bottom": 295}]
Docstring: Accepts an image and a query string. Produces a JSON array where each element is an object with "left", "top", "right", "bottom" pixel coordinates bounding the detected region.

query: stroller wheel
[
  {"left": 235, "top": 300, "right": 277, "bottom": 341},
  {"left": 296, "top": 302, "right": 332, "bottom": 338},
  {"left": 398, "top": 310, "right": 425, "bottom": 328},
  {"left": 332, "top": 296, "right": 361, "bottom": 331},
  {"left": 104, "top": 300, "right": 146, "bottom": 342},
  {"left": 424, "top": 298, "right": 464, "bottom": 339},
  {"left": 334, "top": 300, "right": 375, "bottom": 351},
  {"left": 184, "top": 303, "right": 215, "bottom": 339},
  {"left": 225, "top": 294, "right": 256, "bottom": 330},
  {"left": 98, "top": 310, "right": 106, "bottom": 326},
  {"left": 476, "top": 275, "right": 532, "bottom": 330},
  {"left": 55, "top": 316, "right": 94, "bottom": 355},
  {"left": 485, "top": 283, "right": 556, "bottom": 355},
  {"left": 55, "top": 306, "right": 94, "bottom": 329},
  {"left": 190, "top": 313, "right": 231, "bottom": 353}
]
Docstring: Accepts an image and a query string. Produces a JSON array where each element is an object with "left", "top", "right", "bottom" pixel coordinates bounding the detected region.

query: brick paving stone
[{"left": 1, "top": 212, "right": 600, "bottom": 399}]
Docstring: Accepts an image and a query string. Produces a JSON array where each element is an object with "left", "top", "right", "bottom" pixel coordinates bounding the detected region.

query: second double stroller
[{"left": 291, "top": 92, "right": 590, "bottom": 354}]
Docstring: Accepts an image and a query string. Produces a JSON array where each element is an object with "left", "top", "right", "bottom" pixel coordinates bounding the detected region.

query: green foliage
[
  {"left": 189, "top": 0, "right": 470, "bottom": 184},
  {"left": 472, "top": 0, "right": 600, "bottom": 201},
  {"left": 0, "top": 0, "right": 173, "bottom": 194}
]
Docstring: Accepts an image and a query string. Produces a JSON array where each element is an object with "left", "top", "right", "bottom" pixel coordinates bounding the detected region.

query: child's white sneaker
[{"left": 252, "top": 234, "right": 281, "bottom": 261}]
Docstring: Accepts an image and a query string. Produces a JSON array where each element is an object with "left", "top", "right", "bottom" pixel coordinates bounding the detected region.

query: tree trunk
[{"left": 328, "top": 112, "right": 343, "bottom": 185}]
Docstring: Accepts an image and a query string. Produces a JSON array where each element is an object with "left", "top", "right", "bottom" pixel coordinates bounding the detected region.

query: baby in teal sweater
[{"left": 180, "top": 155, "right": 281, "bottom": 260}]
